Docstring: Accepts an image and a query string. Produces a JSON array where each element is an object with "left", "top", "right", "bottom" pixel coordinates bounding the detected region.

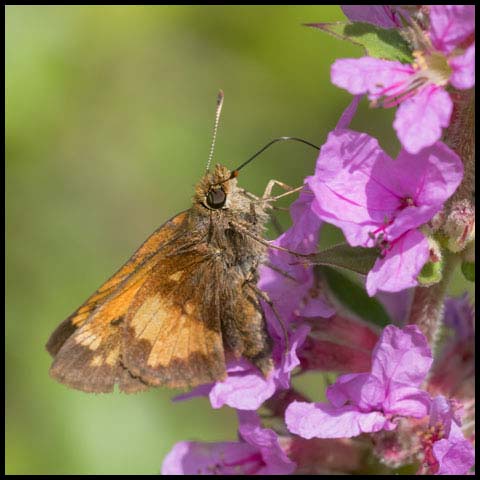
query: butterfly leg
[
  {"left": 262, "top": 180, "right": 307, "bottom": 201},
  {"left": 230, "top": 220, "right": 308, "bottom": 258},
  {"left": 237, "top": 188, "right": 260, "bottom": 201}
]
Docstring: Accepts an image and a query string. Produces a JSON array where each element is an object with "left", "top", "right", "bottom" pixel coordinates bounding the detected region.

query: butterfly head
[{"left": 195, "top": 163, "right": 237, "bottom": 211}]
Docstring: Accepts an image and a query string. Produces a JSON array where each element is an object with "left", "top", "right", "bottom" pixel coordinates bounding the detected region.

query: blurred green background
[{"left": 6, "top": 5, "right": 473, "bottom": 475}]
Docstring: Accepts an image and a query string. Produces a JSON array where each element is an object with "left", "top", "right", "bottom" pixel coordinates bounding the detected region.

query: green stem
[{"left": 408, "top": 252, "right": 459, "bottom": 344}]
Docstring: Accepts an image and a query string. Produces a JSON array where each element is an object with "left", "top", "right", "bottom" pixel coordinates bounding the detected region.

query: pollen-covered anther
[{"left": 414, "top": 50, "right": 452, "bottom": 86}]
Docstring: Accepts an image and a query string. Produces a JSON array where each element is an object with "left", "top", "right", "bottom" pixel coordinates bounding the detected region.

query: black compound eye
[{"left": 206, "top": 188, "right": 226, "bottom": 209}]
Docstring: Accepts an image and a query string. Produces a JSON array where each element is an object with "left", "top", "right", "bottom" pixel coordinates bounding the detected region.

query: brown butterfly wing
[
  {"left": 46, "top": 211, "right": 213, "bottom": 393},
  {"left": 122, "top": 238, "right": 227, "bottom": 389},
  {"left": 46, "top": 212, "right": 188, "bottom": 357}
]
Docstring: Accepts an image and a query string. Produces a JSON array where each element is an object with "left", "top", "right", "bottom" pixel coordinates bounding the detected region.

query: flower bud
[
  {"left": 417, "top": 237, "right": 443, "bottom": 286},
  {"left": 443, "top": 200, "right": 475, "bottom": 253}
]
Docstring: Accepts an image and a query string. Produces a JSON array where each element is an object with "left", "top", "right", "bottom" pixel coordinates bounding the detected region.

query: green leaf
[
  {"left": 418, "top": 259, "right": 443, "bottom": 286},
  {"left": 307, "top": 22, "right": 413, "bottom": 63},
  {"left": 461, "top": 261, "right": 475, "bottom": 282},
  {"left": 321, "top": 266, "right": 391, "bottom": 328},
  {"left": 307, "top": 243, "right": 380, "bottom": 275}
]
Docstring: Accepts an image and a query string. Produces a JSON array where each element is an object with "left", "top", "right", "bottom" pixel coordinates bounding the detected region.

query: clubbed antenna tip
[{"left": 206, "top": 90, "right": 224, "bottom": 172}]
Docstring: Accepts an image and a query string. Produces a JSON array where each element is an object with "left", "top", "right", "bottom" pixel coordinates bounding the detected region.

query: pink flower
[
  {"left": 258, "top": 189, "right": 334, "bottom": 328},
  {"left": 332, "top": 5, "right": 475, "bottom": 153},
  {"left": 174, "top": 324, "right": 310, "bottom": 410},
  {"left": 285, "top": 325, "right": 433, "bottom": 439},
  {"left": 306, "top": 128, "right": 463, "bottom": 296},
  {"left": 418, "top": 396, "right": 475, "bottom": 475},
  {"left": 161, "top": 411, "right": 295, "bottom": 475}
]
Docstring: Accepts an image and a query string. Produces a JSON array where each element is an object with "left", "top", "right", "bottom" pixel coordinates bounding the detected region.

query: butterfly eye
[{"left": 206, "top": 188, "right": 226, "bottom": 209}]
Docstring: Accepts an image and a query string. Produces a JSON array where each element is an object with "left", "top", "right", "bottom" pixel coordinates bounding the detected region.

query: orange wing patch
[
  {"left": 46, "top": 212, "right": 190, "bottom": 393},
  {"left": 122, "top": 253, "right": 227, "bottom": 389}
]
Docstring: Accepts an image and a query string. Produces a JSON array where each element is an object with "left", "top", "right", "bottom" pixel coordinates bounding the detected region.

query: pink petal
[
  {"left": 434, "top": 424, "right": 475, "bottom": 475},
  {"left": 307, "top": 130, "right": 400, "bottom": 246},
  {"left": 238, "top": 411, "right": 296, "bottom": 475},
  {"left": 173, "top": 384, "right": 213, "bottom": 403},
  {"left": 207, "top": 325, "right": 309, "bottom": 410},
  {"left": 394, "top": 85, "right": 453, "bottom": 154},
  {"left": 331, "top": 57, "right": 414, "bottom": 97},
  {"left": 281, "top": 189, "right": 322, "bottom": 254},
  {"left": 429, "top": 395, "right": 455, "bottom": 438},
  {"left": 382, "top": 385, "right": 431, "bottom": 418},
  {"left": 258, "top": 190, "right": 334, "bottom": 324},
  {"left": 341, "top": 5, "right": 405, "bottom": 28},
  {"left": 449, "top": 43, "right": 475, "bottom": 90},
  {"left": 326, "top": 373, "right": 385, "bottom": 410},
  {"left": 366, "top": 229, "right": 429, "bottom": 296},
  {"left": 370, "top": 325, "right": 433, "bottom": 389},
  {"left": 161, "top": 441, "right": 258, "bottom": 475},
  {"left": 285, "top": 401, "right": 395, "bottom": 439},
  {"left": 389, "top": 143, "right": 463, "bottom": 209},
  {"left": 430, "top": 5, "right": 476, "bottom": 55},
  {"left": 209, "top": 367, "right": 277, "bottom": 410},
  {"left": 335, "top": 95, "right": 362, "bottom": 130}
]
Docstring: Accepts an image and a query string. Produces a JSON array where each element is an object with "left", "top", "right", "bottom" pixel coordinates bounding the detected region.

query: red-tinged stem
[
  {"left": 408, "top": 88, "right": 474, "bottom": 345},
  {"left": 444, "top": 89, "right": 475, "bottom": 208}
]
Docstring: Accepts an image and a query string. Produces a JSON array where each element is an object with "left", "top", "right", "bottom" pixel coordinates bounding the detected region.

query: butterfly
[{"left": 46, "top": 91, "right": 319, "bottom": 393}]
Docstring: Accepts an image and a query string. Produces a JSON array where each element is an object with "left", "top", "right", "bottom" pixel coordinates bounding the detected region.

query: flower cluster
[
  {"left": 333, "top": 5, "right": 475, "bottom": 154},
  {"left": 162, "top": 5, "right": 474, "bottom": 475}
]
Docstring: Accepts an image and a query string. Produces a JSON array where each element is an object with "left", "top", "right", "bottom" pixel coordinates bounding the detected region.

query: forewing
[
  {"left": 123, "top": 247, "right": 227, "bottom": 389},
  {"left": 47, "top": 211, "right": 189, "bottom": 393}
]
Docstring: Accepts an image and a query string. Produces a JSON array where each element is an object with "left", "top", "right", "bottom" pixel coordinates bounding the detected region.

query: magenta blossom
[
  {"left": 419, "top": 395, "right": 475, "bottom": 475},
  {"left": 258, "top": 190, "right": 334, "bottom": 326},
  {"left": 285, "top": 325, "right": 433, "bottom": 439},
  {"left": 332, "top": 5, "right": 475, "bottom": 153},
  {"left": 306, "top": 129, "right": 463, "bottom": 296},
  {"left": 161, "top": 411, "right": 295, "bottom": 475},
  {"left": 174, "top": 324, "right": 310, "bottom": 410},
  {"left": 341, "top": 5, "right": 408, "bottom": 29}
]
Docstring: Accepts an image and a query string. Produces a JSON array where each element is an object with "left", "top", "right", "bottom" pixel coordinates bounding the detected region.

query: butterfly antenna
[{"left": 206, "top": 90, "right": 225, "bottom": 173}]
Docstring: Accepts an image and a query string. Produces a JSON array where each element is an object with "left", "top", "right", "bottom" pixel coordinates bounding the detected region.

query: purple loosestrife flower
[
  {"left": 174, "top": 324, "right": 310, "bottom": 410},
  {"left": 285, "top": 325, "right": 432, "bottom": 439},
  {"left": 307, "top": 129, "right": 463, "bottom": 296},
  {"left": 332, "top": 5, "right": 475, "bottom": 153},
  {"left": 418, "top": 395, "right": 475, "bottom": 475},
  {"left": 258, "top": 189, "right": 334, "bottom": 326},
  {"left": 161, "top": 411, "right": 295, "bottom": 475}
]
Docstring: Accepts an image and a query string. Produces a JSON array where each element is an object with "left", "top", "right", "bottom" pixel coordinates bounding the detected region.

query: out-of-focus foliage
[{"left": 6, "top": 5, "right": 473, "bottom": 474}]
